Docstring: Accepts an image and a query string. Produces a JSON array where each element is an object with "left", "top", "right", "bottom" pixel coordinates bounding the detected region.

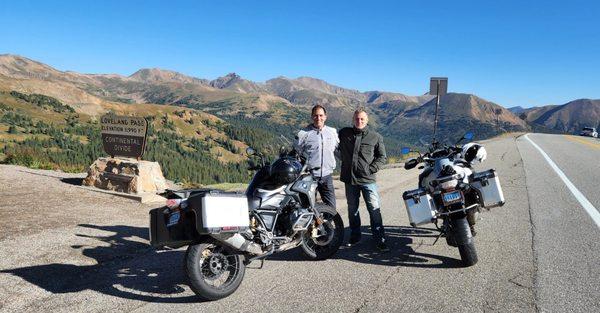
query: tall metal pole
[
  {"left": 432, "top": 81, "right": 440, "bottom": 148},
  {"left": 429, "top": 77, "right": 447, "bottom": 149}
]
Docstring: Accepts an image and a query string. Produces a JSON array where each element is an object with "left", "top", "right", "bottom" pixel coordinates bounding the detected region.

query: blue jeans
[{"left": 345, "top": 183, "right": 386, "bottom": 241}]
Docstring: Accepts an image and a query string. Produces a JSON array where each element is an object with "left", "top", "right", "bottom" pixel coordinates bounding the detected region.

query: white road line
[{"left": 524, "top": 134, "right": 600, "bottom": 229}]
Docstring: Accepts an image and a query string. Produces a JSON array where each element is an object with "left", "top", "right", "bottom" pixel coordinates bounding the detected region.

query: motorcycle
[
  {"left": 149, "top": 147, "right": 344, "bottom": 300},
  {"left": 401, "top": 132, "right": 505, "bottom": 266}
]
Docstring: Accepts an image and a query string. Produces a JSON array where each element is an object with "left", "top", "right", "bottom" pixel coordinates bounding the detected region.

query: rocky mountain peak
[
  {"left": 209, "top": 73, "right": 241, "bottom": 89},
  {"left": 129, "top": 68, "right": 208, "bottom": 85}
]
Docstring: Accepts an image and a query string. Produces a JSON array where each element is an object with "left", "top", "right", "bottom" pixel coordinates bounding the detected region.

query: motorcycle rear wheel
[
  {"left": 301, "top": 204, "right": 344, "bottom": 260},
  {"left": 458, "top": 242, "right": 478, "bottom": 267},
  {"left": 453, "top": 217, "right": 478, "bottom": 267},
  {"left": 185, "top": 242, "right": 246, "bottom": 301}
]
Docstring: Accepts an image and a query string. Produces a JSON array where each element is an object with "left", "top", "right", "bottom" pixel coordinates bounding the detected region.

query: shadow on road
[
  {"left": 60, "top": 177, "right": 84, "bottom": 186},
  {"left": 0, "top": 224, "right": 199, "bottom": 303},
  {"left": 1, "top": 224, "right": 461, "bottom": 304},
  {"left": 268, "top": 225, "right": 462, "bottom": 268}
]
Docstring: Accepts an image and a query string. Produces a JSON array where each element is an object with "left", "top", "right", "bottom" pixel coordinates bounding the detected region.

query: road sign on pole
[{"left": 430, "top": 77, "right": 448, "bottom": 96}]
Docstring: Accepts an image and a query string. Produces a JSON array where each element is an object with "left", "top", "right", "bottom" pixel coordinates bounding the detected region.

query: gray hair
[{"left": 354, "top": 107, "right": 368, "bottom": 116}]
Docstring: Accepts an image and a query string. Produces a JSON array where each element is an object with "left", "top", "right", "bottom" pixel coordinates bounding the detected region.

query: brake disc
[{"left": 208, "top": 253, "right": 229, "bottom": 275}]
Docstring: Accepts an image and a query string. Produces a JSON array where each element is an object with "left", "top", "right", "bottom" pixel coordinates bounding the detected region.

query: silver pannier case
[
  {"left": 470, "top": 169, "right": 505, "bottom": 208},
  {"left": 185, "top": 190, "right": 250, "bottom": 233},
  {"left": 403, "top": 188, "right": 437, "bottom": 227}
]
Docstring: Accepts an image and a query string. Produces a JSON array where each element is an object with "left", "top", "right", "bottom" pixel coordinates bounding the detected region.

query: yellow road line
[{"left": 565, "top": 135, "right": 600, "bottom": 150}]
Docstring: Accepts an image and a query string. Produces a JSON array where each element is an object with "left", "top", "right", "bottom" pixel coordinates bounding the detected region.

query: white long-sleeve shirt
[{"left": 294, "top": 124, "right": 339, "bottom": 177}]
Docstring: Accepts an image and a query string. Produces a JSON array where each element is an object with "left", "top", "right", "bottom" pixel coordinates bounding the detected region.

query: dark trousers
[
  {"left": 316, "top": 175, "right": 336, "bottom": 209},
  {"left": 345, "top": 183, "right": 386, "bottom": 241}
]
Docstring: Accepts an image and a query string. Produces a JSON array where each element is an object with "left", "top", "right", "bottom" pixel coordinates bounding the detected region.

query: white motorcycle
[{"left": 401, "top": 132, "right": 504, "bottom": 266}]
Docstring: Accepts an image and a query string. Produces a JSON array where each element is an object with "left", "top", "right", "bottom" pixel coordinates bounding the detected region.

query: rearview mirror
[
  {"left": 464, "top": 132, "right": 474, "bottom": 140},
  {"left": 401, "top": 147, "right": 411, "bottom": 155},
  {"left": 246, "top": 147, "right": 255, "bottom": 156},
  {"left": 404, "top": 158, "right": 419, "bottom": 170},
  {"left": 279, "top": 146, "right": 287, "bottom": 156}
]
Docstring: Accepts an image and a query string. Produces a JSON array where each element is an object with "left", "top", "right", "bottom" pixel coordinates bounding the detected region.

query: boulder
[{"left": 83, "top": 157, "right": 167, "bottom": 194}]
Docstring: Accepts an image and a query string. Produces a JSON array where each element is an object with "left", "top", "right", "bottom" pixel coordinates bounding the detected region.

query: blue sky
[{"left": 1, "top": 0, "right": 598, "bottom": 108}]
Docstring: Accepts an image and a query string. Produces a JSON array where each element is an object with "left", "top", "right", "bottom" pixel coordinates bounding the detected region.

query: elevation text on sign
[{"left": 100, "top": 114, "right": 148, "bottom": 158}]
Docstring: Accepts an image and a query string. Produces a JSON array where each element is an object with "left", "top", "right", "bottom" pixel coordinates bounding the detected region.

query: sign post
[
  {"left": 429, "top": 77, "right": 448, "bottom": 147},
  {"left": 495, "top": 108, "right": 502, "bottom": 132},
  {"left": 100, "top": 114, "right": 148, "bottom": 159}
]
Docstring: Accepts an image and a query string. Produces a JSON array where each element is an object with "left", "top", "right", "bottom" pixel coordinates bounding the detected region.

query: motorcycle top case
[
  {"left": 402, "top": 188, "right": 436, "bottom": 227},
  {"left": 470, "top": 169, "right": 505, "bottom": 208}
]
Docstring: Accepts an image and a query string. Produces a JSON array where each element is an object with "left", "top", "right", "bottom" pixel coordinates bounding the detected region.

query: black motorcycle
[{"left": 149, "top": 147, "right": 344, "bottom": 300}]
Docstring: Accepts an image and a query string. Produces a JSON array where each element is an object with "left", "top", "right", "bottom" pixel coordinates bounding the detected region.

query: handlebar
[{"left": 405, "top": 145, "right": 466, "bottom": 170}]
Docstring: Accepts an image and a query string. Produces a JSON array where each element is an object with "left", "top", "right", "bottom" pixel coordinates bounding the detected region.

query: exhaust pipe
[{"left": 211, "top": 233, "right": 264, "bottom": 255}]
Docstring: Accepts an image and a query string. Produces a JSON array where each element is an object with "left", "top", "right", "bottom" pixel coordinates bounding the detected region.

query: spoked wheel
[
  {"left": 301, "top": 204, "right": 344, "bottom": 260},
  {"left": 185, "top": 242, "right": 246, "bottom": 301}
]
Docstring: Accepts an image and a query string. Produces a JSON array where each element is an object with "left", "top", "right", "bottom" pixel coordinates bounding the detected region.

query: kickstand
[
  {"left": 432, "top": 218, "right": 443, "bottom": 245},
  {"left": 432, "top": 231, "right": 444, "bottom": 246},
  {"left": 245, "top": 257, "right": 266, "bottom": 269}
]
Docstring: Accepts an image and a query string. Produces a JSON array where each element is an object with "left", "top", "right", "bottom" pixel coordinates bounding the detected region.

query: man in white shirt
[{"left": 294, "top": 105, "right": 339, "bottom": 208}]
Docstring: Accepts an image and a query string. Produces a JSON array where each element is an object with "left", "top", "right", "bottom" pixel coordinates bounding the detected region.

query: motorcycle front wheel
[
  {"left": 185, "top": 242, "right": 246, "bottom": 301},
  {"left": 301, "top": 204, "right": 344, "bottom": 260}
]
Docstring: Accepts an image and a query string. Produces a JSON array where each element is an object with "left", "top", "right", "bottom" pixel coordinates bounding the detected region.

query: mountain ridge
[{"left": 0, "top": 54, "right": 552, "bottom": 148}]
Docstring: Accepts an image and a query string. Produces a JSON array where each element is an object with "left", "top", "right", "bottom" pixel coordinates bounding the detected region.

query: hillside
[
  {"left": 527, "top": 99, "right": 600, "bottom": 133},
  {"left": 376, "top": 93, "right": 529, "bottom": 148},
  {"left": 0, "top": 89, "right": 289, "bottom": 185},
  {"left": 0, "top": 53, "right": 538, "bottom": 184}
]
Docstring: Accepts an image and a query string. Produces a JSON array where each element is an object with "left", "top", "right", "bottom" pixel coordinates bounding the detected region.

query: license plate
[
  {"left": 442, "top": 190, "right": 462, "bottom": 205},
  {"left": 167, "top": 211, "right": 180, "bottom": 227}
]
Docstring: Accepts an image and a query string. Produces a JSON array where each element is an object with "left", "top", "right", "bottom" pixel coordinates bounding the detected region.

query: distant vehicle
[{"left": 580, "top": 127, "right": 598, "bottom": 138}]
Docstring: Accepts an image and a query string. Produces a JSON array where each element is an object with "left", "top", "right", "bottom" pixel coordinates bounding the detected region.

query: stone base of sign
[{"left": 83, "top": 157, "right": 168, "bottom": 194}]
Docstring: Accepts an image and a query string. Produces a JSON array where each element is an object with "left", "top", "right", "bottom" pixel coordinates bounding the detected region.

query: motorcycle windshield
[
  {"left": 245, "top": 167, "right": 270, "bottom": 197},
  {"left": 433, "top": 158, "right": 453, "bottom": 177}
]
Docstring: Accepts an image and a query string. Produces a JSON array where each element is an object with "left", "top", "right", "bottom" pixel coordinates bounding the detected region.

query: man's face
[
  {"left": 353, "top": 111, "right": 368, "bottom": 129},
  {"left": 312, "top": 108, "right": 327, "bottom": 129}
]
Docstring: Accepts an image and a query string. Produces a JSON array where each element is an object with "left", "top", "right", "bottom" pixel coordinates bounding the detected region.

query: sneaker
[
  {"left": 346, "top": 237, "right": 361, "bottom": 247},
  {"left": 376, "top": 240, "right": 390, "bottom": 253}
]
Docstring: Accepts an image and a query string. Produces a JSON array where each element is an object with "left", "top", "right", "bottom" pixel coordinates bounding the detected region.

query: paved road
[
  {"left": 0, "top": 133, "right": 597, "bottom": 312},
  {"left": 516, "top": 133, "right": 600, "bottom": 313}
]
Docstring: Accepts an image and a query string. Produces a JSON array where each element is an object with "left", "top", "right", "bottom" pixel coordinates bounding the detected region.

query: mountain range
[
  {"left": 0, "top": 55, "right": 537, "bottom": 140},
  {"left": 0, "top": 54, "right": 598, "bottom": 183}
]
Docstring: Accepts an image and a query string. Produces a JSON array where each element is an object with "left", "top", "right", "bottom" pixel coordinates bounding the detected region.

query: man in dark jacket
[{"left": 338, "top": 108, "right": 389, "bottom": 252}]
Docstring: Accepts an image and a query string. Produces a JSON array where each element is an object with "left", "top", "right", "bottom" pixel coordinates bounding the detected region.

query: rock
[{"left": 83, "top": 157, "right": 167, "bottom": 194}]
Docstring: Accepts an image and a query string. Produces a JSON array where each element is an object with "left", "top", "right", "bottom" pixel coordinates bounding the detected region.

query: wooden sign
[{"left": 100, "top": 114, "right": 148, "bottom": 158}]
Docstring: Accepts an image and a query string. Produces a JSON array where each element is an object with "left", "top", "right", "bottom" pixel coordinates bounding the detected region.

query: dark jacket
[{"left": 338, "top": 126, "right": 387, "bottom": 185}]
